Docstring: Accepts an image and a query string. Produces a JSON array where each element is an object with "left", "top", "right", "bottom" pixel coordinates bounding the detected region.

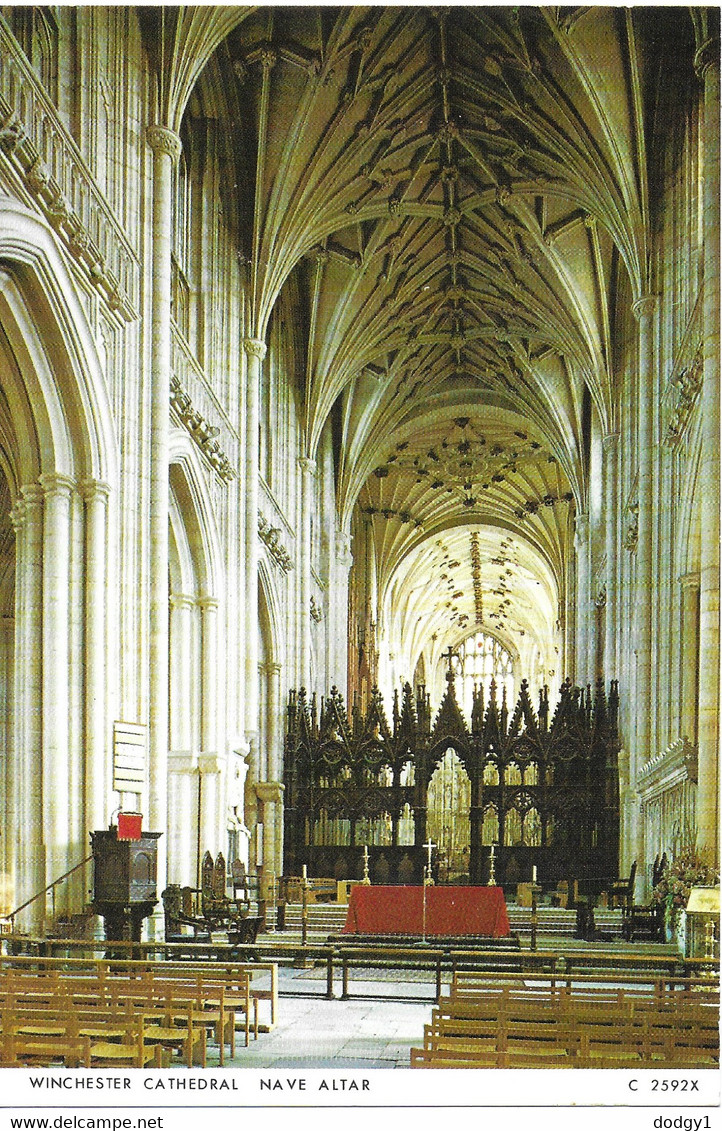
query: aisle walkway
[{"left": 229, "top": 968, "right": 432, "bottom": 1069}]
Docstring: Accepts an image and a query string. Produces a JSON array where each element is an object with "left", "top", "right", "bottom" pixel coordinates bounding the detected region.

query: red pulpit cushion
[{"left": 117, "top": 812, "right": 143, "bottom": 840}]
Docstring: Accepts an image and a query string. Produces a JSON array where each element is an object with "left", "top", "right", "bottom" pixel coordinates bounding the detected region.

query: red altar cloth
[{"left": 342, "top": 885, "right": 511, "bottom": 937}]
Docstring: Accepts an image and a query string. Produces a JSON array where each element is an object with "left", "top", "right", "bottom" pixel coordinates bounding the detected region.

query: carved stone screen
[{"left": 283, "top": 673, "right": 620, "bottom": 889}]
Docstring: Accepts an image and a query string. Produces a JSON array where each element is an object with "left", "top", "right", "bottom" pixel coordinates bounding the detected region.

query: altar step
[{"left": 263, "top": 902, "right": 624, "bottom": 938}]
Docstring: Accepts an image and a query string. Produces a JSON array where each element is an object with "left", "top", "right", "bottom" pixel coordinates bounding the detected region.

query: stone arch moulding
[
  {"left": 258, "top": 555, "right": 285, "bottom": 674},
  {"left": 168, "top": 430, "right": 224, "bottom": 600},
  {"left": 0, "top": 197, "right": 117, "bottom": 489}
]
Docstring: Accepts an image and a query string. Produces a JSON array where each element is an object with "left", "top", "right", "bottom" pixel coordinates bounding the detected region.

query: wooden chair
[
  {"left": 622, "top": 857, "right": 665, "bottom": 942},
  {"left": 611, "top": 860, "right": 637, "bottom": 911},
  {"left": 231, "top": 859, "right": 250, "bottom": 909}
]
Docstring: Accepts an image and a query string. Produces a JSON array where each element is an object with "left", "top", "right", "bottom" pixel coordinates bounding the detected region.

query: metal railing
[{"left": 1, "top": 855, "right": 93, "bottom": 934}]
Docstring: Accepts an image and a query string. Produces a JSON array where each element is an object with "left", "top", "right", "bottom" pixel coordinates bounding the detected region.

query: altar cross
[{"left": 423, "top": 838, "right": 436, "bottom": 882}]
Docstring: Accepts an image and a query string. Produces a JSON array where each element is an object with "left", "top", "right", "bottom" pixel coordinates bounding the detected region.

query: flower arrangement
[{"left": 652, "top": 847, "right": 720, "bottom": 914}]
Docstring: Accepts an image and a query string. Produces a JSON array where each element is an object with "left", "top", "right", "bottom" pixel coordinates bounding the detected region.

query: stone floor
[
  {"left": 225, "top": 966, "right": 435, "bottom": 1069},
  {"left": 216, "top": 933, "right": 681, "bottom": 1069}
]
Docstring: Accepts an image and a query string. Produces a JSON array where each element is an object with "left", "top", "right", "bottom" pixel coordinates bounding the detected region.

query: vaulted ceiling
[{"left": 182, "top": 5, "right": 693, "bottom": 681}]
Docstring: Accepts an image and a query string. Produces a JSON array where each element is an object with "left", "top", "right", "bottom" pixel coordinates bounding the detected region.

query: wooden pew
[
  {"left": 0, "top": 976, "right": 223, "bottom": 1067},
  {"left": 0, "top": 957, "right": 260, "bottom": 1053},
  {"left": 411, "top": 983, "right": 719, "bottom": 1069}
]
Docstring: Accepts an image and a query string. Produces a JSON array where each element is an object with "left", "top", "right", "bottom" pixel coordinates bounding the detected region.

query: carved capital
[
  {"left": 78, "top": 479, "right": 111, "bottom": 504},
  {"left": 198, "top": 752, "right": 223, "bottom": 775},
  {"left": 20, "top": 483, "right": 44, "bottom": 509},
  {"left": 146, "top": 125, "right": 183, "bottom": 164},
  {"left": 243, "top": 338, "right": 267, "bottom": 361},
  {"left": 38, "top": 472, "right": 75, "bottom": 499},
  {"left": 679, "top": 571, "right": 701, "bottom": 593},
  {"left": 298, "top": 456, "right": 317, "bottom": 477},
  {"left": 256, "top": 780, "right": 285, "bottom": 804},
  {"left": 169, "top": 593, "right": 196, "bottom": 611},
  {"left": 197, "top": 595, "right": 220, "bottom": 612},
  {"left": 632, "top": 293, "right": 658, "bottom": 323}
]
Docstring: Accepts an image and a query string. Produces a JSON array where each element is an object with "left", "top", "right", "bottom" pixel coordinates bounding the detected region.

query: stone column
[
  {"left": 334, "top": 532, "right": 354, "bottom": 692},
  {"left": 198, "top": 753, "right": 222, "bottom": 860},
  {"left": 265, "top": 662, "right": 283, "bottom": 782},
  {"left": 242, "top": 338, "right": 266, "bottom": 832},
  {"left": 679, "top": 573, "right": 700, "bottom": 746},
  {"left": 256, "top": 781, "right": 285, "bottom": 891},
  {"left": 169, "top": 595, "right": 194, "bottom": 750},
  {"left": 199, "top": 596, "right": 220, "bottom": 756},
  {"left": 146, "top": 125, "right": 183, "bottom": 898},
  {"left": 0, "top": 614, "right": 13, "bottom": 891},
  {"left": 298, "top": 456, "right": 317, "bottom": 690},
  {"left": 40, "top": 474, "right": 73, "bottom": 913},
  {"left": 242, "top": 339, "right": 265, "bottom": 733},
  {"left": 167, "top": 752, "right": 197, "bottom": 887},
  {"left": 574, "top": 511, "right": 590, "bottom": 686},
  {"left": 11, "top": 488, "right": 44, "bottom": 930},
  {"left": 602, "top": 434, "right": 620, "bottom": 681},
  {"left": 632, "top": 295, "right": 658, "bottom": 778},
  {"left": 80, "top": 481, "right": 110, "bottom": 840},
  {"left": 695, "top": 38, "right": 720, "bottom": 858}
]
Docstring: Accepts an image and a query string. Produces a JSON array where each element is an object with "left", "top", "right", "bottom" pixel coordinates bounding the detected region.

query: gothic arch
[
  {"left": 0, "top": 198, "right": 117, "bottom": 487},
  {"left": 166, "top": 437, "right": 226, "bottom": 882},
  {"left": 168, "top": 434, "right": 224, "bottom": 598},
  {"left": 426, "top": 737, "right": 474, "bottom": 786},
  {"left": 0, "top": 198, "right": 117, "bottom": 929}
]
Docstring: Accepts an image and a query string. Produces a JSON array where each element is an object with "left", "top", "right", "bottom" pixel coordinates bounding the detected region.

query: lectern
[{"left": 90, "top": 827, "right": 162, "bottom": 941}]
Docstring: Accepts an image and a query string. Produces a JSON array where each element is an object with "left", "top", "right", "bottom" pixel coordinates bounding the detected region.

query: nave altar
[{"left": 342, "top": 884, "right": 511, "bottom": 938}]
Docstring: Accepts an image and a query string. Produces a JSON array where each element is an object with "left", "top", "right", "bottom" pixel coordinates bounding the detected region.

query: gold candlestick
[
  {"left": 361, "top": 845, "right": 371, "bottom": 885},
  {"left": 301, "top": 864, "right": 308, "bottom": 947},
  {"left": 421, "top": 839, "right": 436, "bottom": 945},
  {"left": 487, "top": 843, "right": 496, "bottom": 886}
]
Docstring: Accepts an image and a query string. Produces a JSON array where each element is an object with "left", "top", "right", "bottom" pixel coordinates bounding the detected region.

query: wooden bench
[
  {"left": 1, "top": 1008, "right": 168, "bottom": 1069},
  {"left": 0, "top": 956, "right": 264, "bottom": 1044},
  {"left": 411, "top": 982, "right": 719, "bottom": 1069},
  {"left": 0, "top": 970, "right": 235, "bottom": 1066},
  {"left": 449, "top": 967, "right": 719, "bottom": 998},
  {"left": 1, "top": 987, "right": 209, "bottom": 1065}
]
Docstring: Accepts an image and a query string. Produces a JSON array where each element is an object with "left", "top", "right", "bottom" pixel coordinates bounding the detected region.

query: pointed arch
[
  {"left": 0, "top": 197, "right": 117, "bottom": 488},
  {"left": 168, "top": 431, "right": 224, "bottom": 598}
]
